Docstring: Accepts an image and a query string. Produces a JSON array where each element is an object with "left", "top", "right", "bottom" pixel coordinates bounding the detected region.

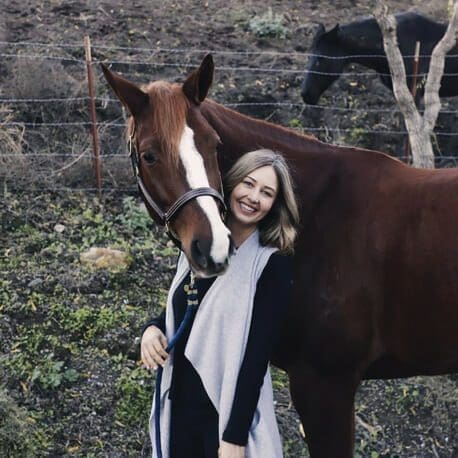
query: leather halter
[{"left": 127, "top": 127, "right": 226, "bottom": 247}]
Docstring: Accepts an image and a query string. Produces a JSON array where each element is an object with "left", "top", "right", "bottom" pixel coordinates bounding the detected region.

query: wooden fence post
[{"left": 84, "top": 35, "right": 102, "bottom": 198}]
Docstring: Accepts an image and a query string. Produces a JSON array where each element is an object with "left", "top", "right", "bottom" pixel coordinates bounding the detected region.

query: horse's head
[
  {"left": 301, "top": 24, "right": 346, "bottom": 105},
  {"left": 102, "top": 55, "right": 234, "bottom": 277}
]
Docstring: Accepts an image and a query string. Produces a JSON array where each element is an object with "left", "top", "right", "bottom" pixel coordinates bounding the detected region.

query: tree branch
[
  {"left": 373, "top": 3, "right": 421, "bottom": 126},
  {"left": 374, "top": 1, "right": 458, "bottom": 168},
  {"left": 424, "top": 2, "right": 458, "bottom": 132}
]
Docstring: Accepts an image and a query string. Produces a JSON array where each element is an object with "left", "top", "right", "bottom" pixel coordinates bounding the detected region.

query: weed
[
  {"left": 118, "top": 196, "right": 154, "bottom": 235},
  {"left": 288, "top": 118, "right": 304, "bottom": 129},
  {"left": 248, "top": 8, "right": 289, "bottom": 39},
  {"left": 0, "top": 105, "right": 24, "bottom": 164},
  {"left": 31, "top": 356, "right": 79, "bottom": 390},
  {"left": 271, "top": 366, "right": 289, "bottom": 389},
  {"left": 0, "top": 387, "right": 38, "bottom": 457},
  {"left": 115, "top": 366, "right": 153, "bottom": 427}
]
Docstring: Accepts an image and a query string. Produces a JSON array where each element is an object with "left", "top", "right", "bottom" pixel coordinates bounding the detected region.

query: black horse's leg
[{"left": 288, "top": 364, "right": 360, "bottom": 458}]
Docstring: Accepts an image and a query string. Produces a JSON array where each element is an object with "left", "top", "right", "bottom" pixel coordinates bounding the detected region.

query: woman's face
[{"left": 229, "top": 165, "right": 278, "bottom": 230}]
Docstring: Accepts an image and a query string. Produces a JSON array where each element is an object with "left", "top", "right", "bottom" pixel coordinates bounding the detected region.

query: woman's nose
[{"left": 247, "top": 189, "right": 260, "bottom": 203}]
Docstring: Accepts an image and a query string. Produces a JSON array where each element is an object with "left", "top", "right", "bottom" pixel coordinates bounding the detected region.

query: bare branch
[
  {"left": 373, "top": 3, "right": 420, "bottom": 126},
  {"left": 373, "top": 1, "right": 458, "bottom": 168},
  {"left": 424, "top": 2, "right": 458, "bottom": 132}
]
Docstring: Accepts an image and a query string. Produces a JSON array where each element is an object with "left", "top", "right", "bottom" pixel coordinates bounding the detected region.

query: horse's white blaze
[{"left": 179, "top": 125, "right": 230, "bottom": 263}]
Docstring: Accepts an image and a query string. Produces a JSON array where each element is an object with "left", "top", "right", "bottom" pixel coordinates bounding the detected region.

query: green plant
[
  {"left": 347, "top": 126, "right": 367, "bottom": 144},
  {"left": 115, "top": 366, "right": 153, "bottom": 427},
  {"left": 64, "top": 304, "right": 127, "bottom": 340},
  {"left": 248, "top": 8, "right": 289, "bottom": 39},
  {"left": 0, "top": 387, "right": 38, "bottom": 457},
  {"left": 288, "top": 118, "right": 304, "bottom": 129},
  {"left": 271, "top": 366, "right": 289, "bottom": 389},
  {"left": 118, "top": 196, "right": 154, "bottom": 234},
  {"left": 30, "top": 355, "right": 79, "bottom": 390}
]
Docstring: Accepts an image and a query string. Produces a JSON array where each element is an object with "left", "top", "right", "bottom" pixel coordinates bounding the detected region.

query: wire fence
[
  {"left": 3, "top": 50, "right": 458, "bottom": 78},
  {"left": 1, "top": 39, "right": 457, "bottom": 194}
]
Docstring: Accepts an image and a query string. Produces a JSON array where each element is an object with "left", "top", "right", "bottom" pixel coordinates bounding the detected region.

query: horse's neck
[
  {"left": 339, "top": 20, "right": 388, "bottom": 72},
  {"left": 201, "top": 100, "right": 325, "bottom": 172}
]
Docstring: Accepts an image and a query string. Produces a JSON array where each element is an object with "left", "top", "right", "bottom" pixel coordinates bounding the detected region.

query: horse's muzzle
[{"left": 191, "top": 234, "right": 234, "bottom": 278}]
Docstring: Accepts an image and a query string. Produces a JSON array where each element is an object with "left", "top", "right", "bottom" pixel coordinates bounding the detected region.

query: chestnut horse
[{"left": 102, "top": 56, "right": 458, "bottom": 457}]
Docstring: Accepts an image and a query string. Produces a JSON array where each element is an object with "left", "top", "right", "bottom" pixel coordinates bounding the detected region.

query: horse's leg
[{"left": 288, "top": 364, "right": 360, "bottom": 458}]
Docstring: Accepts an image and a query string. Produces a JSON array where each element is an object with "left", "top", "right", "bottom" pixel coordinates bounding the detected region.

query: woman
[{"left": 141, "top": 149, "right": 300, "bottom": 458}]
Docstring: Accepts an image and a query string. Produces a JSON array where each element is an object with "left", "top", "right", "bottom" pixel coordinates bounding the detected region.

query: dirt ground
[{"left": 1, "top": 0, "right": 457, "bottom": 457}]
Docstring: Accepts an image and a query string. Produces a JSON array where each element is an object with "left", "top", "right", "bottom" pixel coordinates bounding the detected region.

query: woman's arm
[
  {"left": 222, "top": 253, "right": 292, "bottom": 445},
  {"left": 141, "top": 309, "right": 166, "bottom": 336}
]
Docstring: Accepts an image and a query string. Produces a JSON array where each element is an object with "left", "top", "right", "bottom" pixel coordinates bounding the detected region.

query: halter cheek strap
[{"left": 128, "top": 131, "right": 226, "bottom": 248}]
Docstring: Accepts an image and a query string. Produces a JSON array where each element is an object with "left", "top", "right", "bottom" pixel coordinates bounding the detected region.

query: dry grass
[{"left": 0, "top": 105, "right": 24, "bottom": 163}]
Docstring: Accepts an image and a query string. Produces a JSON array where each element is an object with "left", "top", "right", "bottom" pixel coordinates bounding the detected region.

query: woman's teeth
[{"left": 240, "top": 202, "right": 255, "bottom": 213}]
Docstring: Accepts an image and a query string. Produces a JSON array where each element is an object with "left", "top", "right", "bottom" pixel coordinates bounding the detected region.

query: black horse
[{"left": 301, "top": 12, "right": 458, "bottom": 104}]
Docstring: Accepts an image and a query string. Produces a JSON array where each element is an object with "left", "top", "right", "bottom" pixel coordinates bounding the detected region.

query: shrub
[
  {"left": 115, "top": 366, "right": 152, "bottom": 427},
  {"left": 0, "top": 387, "right": 37, "bottom": 457},
  {"left": 248, "top": 8, "right": 289, "bottom": 39}
]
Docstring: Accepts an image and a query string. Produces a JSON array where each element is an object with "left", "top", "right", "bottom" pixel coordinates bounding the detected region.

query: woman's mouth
[{"left": 239, "top": 202, "right": 257, "bottom": 214}]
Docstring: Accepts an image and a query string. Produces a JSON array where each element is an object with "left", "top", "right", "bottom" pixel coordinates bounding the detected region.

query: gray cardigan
[{"left": 149, "top": 230, "right": 283, "bottom": 457}]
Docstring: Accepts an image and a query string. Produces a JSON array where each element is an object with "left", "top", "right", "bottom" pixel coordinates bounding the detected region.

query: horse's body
[
  {"left": 103, "top": 56, "right": 458, "bottom": 457},
  {"left": 301, "top": 12, "right": 458, "bottom": 104}
]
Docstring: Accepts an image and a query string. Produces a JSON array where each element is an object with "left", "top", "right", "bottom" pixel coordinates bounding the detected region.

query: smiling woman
[
  {"left": 224, "top": 149, "right": 299, "bottom": 253},
  {"left": 227, "top": 165, "right": 278, "bottom": 246},
  {"left": 141, "top": 148, "right": 300, "bottom": 458}
]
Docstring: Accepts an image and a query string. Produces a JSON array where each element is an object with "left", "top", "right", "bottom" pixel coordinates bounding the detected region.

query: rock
[
  {"left": 54, "top": 223, "right": 65, "bottom": 233},
  {"left": 80, "top": 247, "right": 131, "bottom": 271},
  {"left": 27, "top": 278, "right": 43, "bottom": 288}
]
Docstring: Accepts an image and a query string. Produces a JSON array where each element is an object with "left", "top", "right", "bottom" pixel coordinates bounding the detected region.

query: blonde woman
[{"left": 141, "top": 149, "right": 299, "bottom": 458}]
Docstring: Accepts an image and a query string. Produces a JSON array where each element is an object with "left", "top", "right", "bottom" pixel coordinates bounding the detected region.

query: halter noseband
[{"left": 128, "top": 128, "right": 226, "bottom": 247}]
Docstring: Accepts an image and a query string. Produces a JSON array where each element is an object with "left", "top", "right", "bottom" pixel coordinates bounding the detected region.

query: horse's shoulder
[
  {"left": 392, "top": 12, "right": 447, "bottom": 53},
  {"left": 395, "top": 12, "right": 446, "bottom": 36},
  {"left": 395, "top": 11, "right": 441, "bottom": 27},
  {"left": 340, "top": 12, "right": 445, "bottom": 46},
  {"left": 338, "top": 16, "right": 382, "bottom": 51},
  {"left": 340, "top": 15, "right": 378, "bottom": 35}
]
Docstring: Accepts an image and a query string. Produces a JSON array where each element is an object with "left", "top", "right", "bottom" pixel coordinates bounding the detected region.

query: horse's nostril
[
  {"left": 191, "top": 239, "right": 208, "bottom": 270},
  {"left": 213, "top": 260, "right": 229, "bottom": 274}
]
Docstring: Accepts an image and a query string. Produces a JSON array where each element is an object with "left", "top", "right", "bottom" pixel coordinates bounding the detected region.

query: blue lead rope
[{"left": 154, "top": 272, "right": 198, "bottom": 458}]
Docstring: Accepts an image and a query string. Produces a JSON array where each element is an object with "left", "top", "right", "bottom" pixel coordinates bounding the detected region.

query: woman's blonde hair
[{"left": 224, "top": 149, "right": 300, "bottom": 253}]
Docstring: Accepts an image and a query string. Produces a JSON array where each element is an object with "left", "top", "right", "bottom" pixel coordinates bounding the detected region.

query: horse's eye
[{"left": 142, "top": 151, "right": 157, "bottom": 165}]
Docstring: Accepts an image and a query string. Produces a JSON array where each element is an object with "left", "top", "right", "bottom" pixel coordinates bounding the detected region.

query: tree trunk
[{"left": 374, "top": 1, "right": 458, "bottom": 169}]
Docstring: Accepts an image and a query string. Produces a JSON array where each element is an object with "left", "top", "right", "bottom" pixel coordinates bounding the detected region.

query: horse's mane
[
  {"left": 202, "top": 99, "right": 403, "bottom": 168},
  {"left": 204, "top": 98, "right": 318, "bottom": 142}
]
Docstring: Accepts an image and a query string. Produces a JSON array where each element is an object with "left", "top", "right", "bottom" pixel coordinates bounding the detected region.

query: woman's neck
[{"left": 226, "top": 217, "right": 257, "bottom": 248}]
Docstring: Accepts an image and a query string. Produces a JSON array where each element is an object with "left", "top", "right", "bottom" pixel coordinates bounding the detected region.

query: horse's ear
[
  {"left": 328, "top": 24, "right": 340, "bottom": 38},
  {"left": 182, "top": 54, "right": 214, "bottom": 105},
  {"left": 315, "top": 23, "right": 326, "bottom": 36},
  {"left": 100, "top": 63, "right": 149, "bottom": 117}
]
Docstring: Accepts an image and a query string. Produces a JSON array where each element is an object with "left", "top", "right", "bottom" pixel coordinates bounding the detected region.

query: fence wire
[
  {"left": 2, "top": 40, "right": 458, "bottom": 58},
  {"left": 1, "top": 40, "right": 457, "bottom": 193}
]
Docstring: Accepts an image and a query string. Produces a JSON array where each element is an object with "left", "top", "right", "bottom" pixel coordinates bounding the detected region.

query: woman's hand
[
  {"left": 218, "top": 440, "right": 245, "bottom": 458},
  {"left": 140, "top": 325, "right": 169, "bottom": 370}
]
